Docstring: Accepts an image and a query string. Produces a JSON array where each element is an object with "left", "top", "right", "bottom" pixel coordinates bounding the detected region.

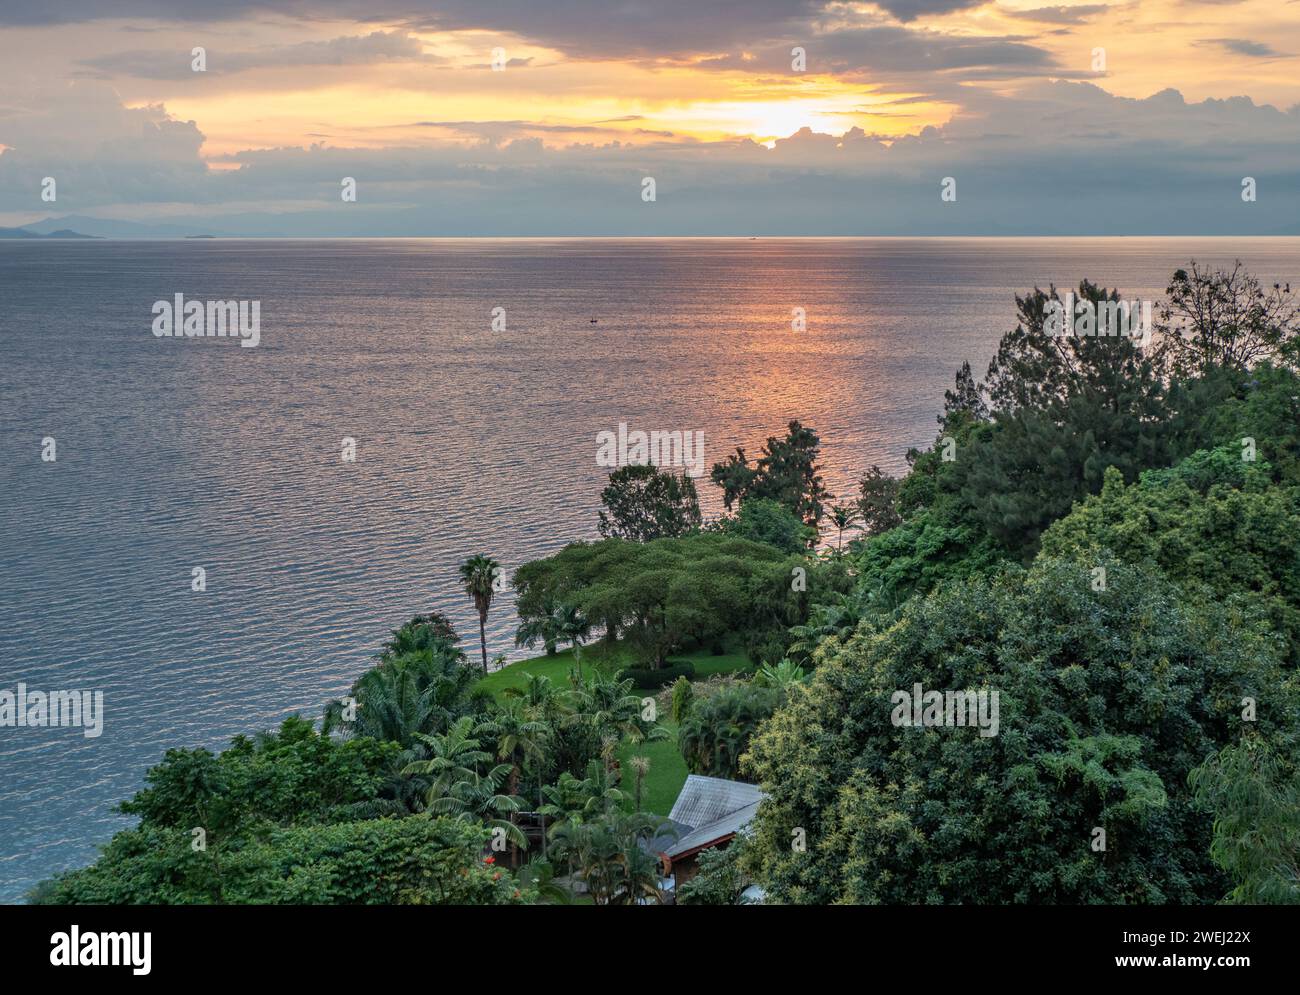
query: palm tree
[
  {"left": 401, "top": 716, "right": 489, "bottom": 797},
  {"left": 459, "top": 554, "right": 501, "bottom": 673},
  {"left": 551, "top": 603, "right": 592, "bottom": 680},
  {"left": 402, "top": 716, "right": 528, "bottom": 849},
  {"left": 677, "top": 685, "right": 778, "bottom": 779},
  {"left": 481, "top": 697, "right": 549, "bottom": 795},
  {"left": 515, "top": 596, "right": 561, "bottom": 656},
  {"left": 827, "top": 501, "right": 861, "bottom": 551},
  {"left": 505, "top": 673, "right": 566, "bottom": 728},
  {"left": 382, "top": 612, "right": 460, "bottom": 657},
  {"left": 321, "top": 646, "right": 479, "bottom": 748},
  {"left": 479, "top": 697, "right": 550, "bottom": 859},
  {"left": 431, "top": 766, "right": 527, "bottom": 850},
  {"left": 549, "top": 811, "right": 668, "bottom": 905},
  {"left": 540, "top": 759, "right": 627, "bottom": 829},
  {"left": 629, "top": 755, "right": 651, "bottom": 812},
  {"left": 515, "top": 858, "right": 574, "bottom": 905},
  {"left": 755, "top": 658, "right": 807, "bottom": 693},
  {"left": 574, "top": 671, "right": 667, "bottom": 748},
  {"left": 787, "top": 586, "right": 878, "bottom": 662},
  {"left": 503, "top": 673, "right": 568, "bottom": 857}
]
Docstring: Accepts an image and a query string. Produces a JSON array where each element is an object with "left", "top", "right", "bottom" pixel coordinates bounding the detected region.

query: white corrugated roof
[{"left": 664, "top": 775, "right": 766, "bottom": 857}]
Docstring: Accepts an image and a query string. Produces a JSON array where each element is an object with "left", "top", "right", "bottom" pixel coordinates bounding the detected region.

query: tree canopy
[{"left": 743, "top": 558, "right": 1296, "bottom": 904}]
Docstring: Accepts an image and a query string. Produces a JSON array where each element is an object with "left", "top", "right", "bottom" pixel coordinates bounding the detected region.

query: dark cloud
[
  {"left": 699, "top": 26, "right": 1056, "bottom": 77},
  {"left": 405, "top": 1, "right": 826, "bottom": 59},
  {"left": 79, "top": 30, "right": 441, "bottom": 80},
  {"left": 1002, "top": 4, "right": 1111, "bottom": 24},
  {"left": 0, "top": 0, "right": 828, "bottom": 60},
  {"left": 870, "top": 0, "right": 989, "bottom": 21},
  {"left": 1203, "top": 38, "right": 1290, "bottom": 58},
  {"left": 400, "top": 120, "right": 676, "bottom": 141}
]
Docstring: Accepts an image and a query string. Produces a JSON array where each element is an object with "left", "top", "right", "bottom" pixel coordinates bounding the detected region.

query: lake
[{"left": 2, "top": 236, "right": 1298, "bottom": 901}]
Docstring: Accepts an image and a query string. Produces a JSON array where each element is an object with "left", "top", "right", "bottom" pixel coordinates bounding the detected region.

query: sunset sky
[{"left": 1, "top": 0, "right": 1297, "bottom": 234}]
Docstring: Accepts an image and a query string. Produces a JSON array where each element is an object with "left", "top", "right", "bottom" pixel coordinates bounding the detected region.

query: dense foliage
[
  {"left": 743, "top": 558, "right": 1298, "bottom": 904},
  {"left": 1040, "top": 448, "right": 1300, "bottom": 662},
  {"left": 678, "top": 683, "right": 780, "bottom": 780},
  {"left": 512, "top": 533, "right": 806, "bottom": 667},
  {"left": 709, "top": 420, "right": 830, "bottom": 529},
  {"left": 1190, "top": 738, "right": 1300, "bottom": 905},
  {"left": 597, "top": 463, "right": 702, "bottom": 541},
  {"left": 33, "top": 718, "right": 523, "bottom": 904}
]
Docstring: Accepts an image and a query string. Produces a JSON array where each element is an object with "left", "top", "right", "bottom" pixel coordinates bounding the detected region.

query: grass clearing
[{"left": 479, "top": 642, "right": 753, "bottom": 817}]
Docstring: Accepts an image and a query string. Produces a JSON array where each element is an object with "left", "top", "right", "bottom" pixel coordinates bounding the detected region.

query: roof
[
  {"left": 646, "top": 819, "right": 692, "bottom": 855},
  {"left": 663, "top": 775, "right": 766, "bottom": 859}
]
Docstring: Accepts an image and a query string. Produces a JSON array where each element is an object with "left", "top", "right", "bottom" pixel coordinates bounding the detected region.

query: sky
[{"left": 0, "top": 0, "right": 1297, "bottom": 234}]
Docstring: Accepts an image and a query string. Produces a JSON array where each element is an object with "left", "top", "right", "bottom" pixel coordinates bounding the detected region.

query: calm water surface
[{"left": 2, "top": 237, "right": 1298, "bottom": 901}]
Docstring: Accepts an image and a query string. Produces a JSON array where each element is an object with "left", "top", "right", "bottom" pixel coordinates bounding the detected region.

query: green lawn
[
  {"left": 480, "top": 643, "right": 753, "bottom": 699},
  {"left": 617, "top": 721, "right": 685, "bottom": 817},
  {"left": 477, "top": 647, "right": 588, "bottom": 698},
  {"left": 687, "top": 651, "right": 753, "bottom": 679},
  {"left": 479, "top": 642, "right": 753, "bottom": 817}
]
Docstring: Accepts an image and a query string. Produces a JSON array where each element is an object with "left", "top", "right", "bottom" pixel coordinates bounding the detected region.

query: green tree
[
  {"left": 677, "top": 842, "right": 755, "bottom": 905},
  {"left": 549, "top": 811, "right": 668, "bottom": 905},
  {"left": 515, "top": 595, "right": 561, "bottom": 656},
  {"left": 713, "top": 496, "right": 813, "bottom": 554},
  {"left": 480, "top": 696, "right": 550, "bottom": 798},
  {"left": 955, "top": 280, "right": 1180, "bottom": 556},
  {"left": 460, "top": 554, "right": 501, "bottom": 673},
  {"left": 710, "top": 420, "right": 830, "bottom": 529},
  {"left": 513, "top": 535, "right": 800, "bottom": 668},
  {"left": 552, "top": 602, "right": 592, "bottom": 680},
  {"left": 941, "top": 360, "right": 988, "bottom": 425},
  {"left": 1157, "top": 260, "right": 1300, "bottom": 376},
  {"left": 856, "top": 466, "right": 901, "bottom": 538},
  {"left": 670, "top": 676, "right": 695, "bottom": 723},
  {"left": 322, "top": 646, "right": 482, "bottom": 749},
  {"left": 1040, "top": 449, "right": 1300, "bottom": 663},
  {"left": 119, "top": 716, "right": 401, "bottom": 836},
  {"left": 402, "top": 716, "right": 527, "bottom": 849},
  {"left": 1190, "top": 737, "right": 1300, "bottom": 905},
  {"left": 381, "top": 612, "right": 460, "bottom": 656},
  {"left": 827, "top": 501, "right": 861, "bottom": 551},
  {"left": 540, "top": 759, "right": 627, "bottom": 839},
  {"left": 597, "top": 464, "right": 702, "bottom": 541},
  {"left": 744, "top": 558, "right": 1297, "bottom": 904},
  {"left": 33, "top": 817, "right": 526, "bottom": 906}
]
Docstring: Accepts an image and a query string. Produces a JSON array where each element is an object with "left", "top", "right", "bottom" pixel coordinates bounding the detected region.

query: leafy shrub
[
  {"left": 1040, "top": 449, "right": 1300, "bottom": 663},
  {"left": 36, "top": 816, "right": 526, "bottom": 906},
  {"left": 670, "top": 676, "right": 695, "bottom": 723},
  {"left": 621, "top": 659, "right": 696, "bottom": 689},
  {"left": 678, "top": 683, "right": 780, "bottom": 780}
]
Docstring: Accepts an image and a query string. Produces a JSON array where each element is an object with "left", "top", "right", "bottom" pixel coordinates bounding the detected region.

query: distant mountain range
[
  {"left": 30, "top": 215, "right": 228, "bottom": 238},
  {"left": 0, "top": 226, "right": 97, "bottom": 239}
]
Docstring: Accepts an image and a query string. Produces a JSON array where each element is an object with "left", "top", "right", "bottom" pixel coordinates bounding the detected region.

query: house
[{"left": 658, "top": 775, "right": 766, "bottom": 891}]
